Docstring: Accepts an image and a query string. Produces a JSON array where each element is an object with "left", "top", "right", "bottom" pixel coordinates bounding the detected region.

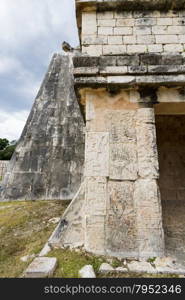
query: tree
[
  {"left": 0, "top": 138, "right": 17, "bottom": 160},
  {"left": 0, "top": 138, "right": 9, "bottom": 151}
]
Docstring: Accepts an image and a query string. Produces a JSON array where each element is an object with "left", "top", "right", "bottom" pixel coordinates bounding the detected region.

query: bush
[
  {"left": 0, "top": 138, "right": 9, "bottom": 151},
  {"left": 0, "top": 138, "right": 17, "bottom": 160}
]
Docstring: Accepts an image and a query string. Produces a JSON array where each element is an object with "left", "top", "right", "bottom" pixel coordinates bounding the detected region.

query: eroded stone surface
[
  {"left": 79, "top": 265, "right": 96, "bottom": 278},
  {"left": 134, "top": 178, "right": 165, "bottom": 258},
  {"left": 41, "top": 1, "right": 185, "bottom": 264},
  {"left": 136, "top": 108, "right": 159, "bottom": 179},
  {"left": 115, "top": 267, "right": 128, "bottom": 273},
  {"left": 154, "top": 257, "right": 177, "bottom": 268},
  {"left": 85, "top": 132, "right": 109, "bottom": 177},
  {"left": 0, "top": 54, "right": 84, "bottom": 201},
  {"left": 106, "top": 181, "right": 138, "bottom": 257},
  {"left": 39, "top": 244, "right": 51, "bottom": 257},
  {"left": 99, "top": 263, "right": 114, "bottom": 273},
  {"left": 85, "top": 177, "right": 107, "bottom": 216},
  {"left": 85, "top": 215, "right": 105, "bottom": 255},
  {"left": 20, "top": 254, "right": 36, "bottom": 263},
  {"left": 0, "top": 161, "right": 9, "bottom": 181},
  {"left": 109, "top": 143, "right": 137, "bottom": 180},
  {"left": 127, "top": 261, "right": 156, "bottom": 273},
  {"left": 49, "top": 182, "right": 85, "bottom": 249},
  {"left": 24, "top": 257, "right": 57, "bottom": 278}
]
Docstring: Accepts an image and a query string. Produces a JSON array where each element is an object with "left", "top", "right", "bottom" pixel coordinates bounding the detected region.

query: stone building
[
  {"left": 1, "top": 0, "right": 185, "bottom": 260},
  {"left": 50, "top": 0, "right": 185, "bottom": 261}
]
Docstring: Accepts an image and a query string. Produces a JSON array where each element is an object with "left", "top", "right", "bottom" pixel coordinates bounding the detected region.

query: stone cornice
[
  {"left": 76, "top": 0, "right": 185, "bottom": 13},
  {"left": 73, "top": 54, "right": 185, "bottom": 88}
]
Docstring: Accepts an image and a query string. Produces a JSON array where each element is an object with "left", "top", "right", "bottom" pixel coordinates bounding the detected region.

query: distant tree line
[{"left": 0, "top": 138, "right": 17, "bottom": 160}]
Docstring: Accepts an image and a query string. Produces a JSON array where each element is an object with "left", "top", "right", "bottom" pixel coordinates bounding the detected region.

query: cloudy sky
[{"left": 0, "top": 0, "right": 78, "bottom": 141}]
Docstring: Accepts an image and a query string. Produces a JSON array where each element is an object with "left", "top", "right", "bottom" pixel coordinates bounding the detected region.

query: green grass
[
  {"left": 0, "top": 200, "right": 181, "bottom": 278},
  {"left": 0, "top": 200, "right": 68, "bottom": 278},
  {"left": 48, "top": 249, "right": 179, "bottom": 278},
  {"left": 48, "top": 249, "right": 106, "bottom": 278}
]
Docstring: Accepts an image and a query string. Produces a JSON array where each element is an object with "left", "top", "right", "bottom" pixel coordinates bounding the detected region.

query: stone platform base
[{"left": 98, "top": 258, "right": 185, "bottom": 276}]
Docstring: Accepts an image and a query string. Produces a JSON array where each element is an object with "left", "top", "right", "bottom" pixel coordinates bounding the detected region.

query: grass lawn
[
  {"left": 0, "top": 200, "right": 180, "bottom": 278},
  {"left": 0, "top": 200, "right": 68, "bottom": 278}
]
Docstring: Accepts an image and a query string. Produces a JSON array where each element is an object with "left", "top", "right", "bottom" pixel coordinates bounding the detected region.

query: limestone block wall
[
  {"left": 81, "top": 10, "right": 185, "bottom": 55},
  {"left": 83, "top": 89, "right": 164, "bottom": 258},
  {"left": 0, "top": 161, "right": 9, "bottom": 180}
]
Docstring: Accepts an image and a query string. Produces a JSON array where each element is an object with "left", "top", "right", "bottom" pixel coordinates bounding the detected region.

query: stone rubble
[
  {"left": 99, "top": 263, "right": 115, "bottom": 273},
  {"left": 154, "top": 256, "right": 176, "bottom": 268},
  {"left": 127, "top": 261, "right": 156, "bottom": 274},
  {"left": 39, "top": 243, "right": 51, "bottom": 257},
  {"left": 79, "top": 265, "right": 96, "bottom": 278},
  {"left": 20, "top": 254, "right": 36, "bottom": 263},
  {"left": 48, "top": 217, "right": 61, "bottom": 224},
  {"left": 115, "top": 267, "right": 128, "bottom": 273},
  {"left": 24, "top": 257, "right": 57, "bottom": 278}
]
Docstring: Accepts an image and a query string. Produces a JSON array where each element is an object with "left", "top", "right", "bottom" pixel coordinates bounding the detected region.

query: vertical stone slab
[
  {"left": 108, "top": 111, "right": 138, "bottom": 180},
  {"left": 105, "top": 110, "right": 139, "bottom": 257},
  {"left": 134, "top": 179, "right": 165, "bottom": 258},
  {"left": 109, "top": 144, "right": 137, "bottom": 180},
  {"left": 84, "top": 177, "right": 107, "bottom": 255},
  {"left": 85, "top": 177, "right": 107, "bottom": 216},
  {"left": 85, "top": 215, "right": 106, "bottom": 255},
  {"left": 136, "top": 108, "right": 159, "bottom": 178},
  {"left": 135, "top": 107, "right": 164, "bottom": 258},
  {"left": 85, "top": 132, "right": 109, "bottom": 177},
  {"left": 106, "top": 181, "right": 138, "bottom": 258}
]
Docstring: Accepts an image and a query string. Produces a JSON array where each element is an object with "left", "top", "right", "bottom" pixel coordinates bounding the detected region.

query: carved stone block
[
  {"left": 86, "top": 177, "right": 107, "bottom": 215},
  {"left": 110, "top": 143, "right": 138, "bottom": 180},
  {"left": 85, "top": 215, "right": 105, "bottom": 255},
  {"left": 136, "top": 108, "right": 159, "bottom": 178},
  {"left": 107, "top": 110, "right": 137, "bottom": 143},
  {"left": 85, "top": 132, "right": 109, "bottom": 176},
  {"left": 106, "top": 181, "right": 138, "bottom": 255}
]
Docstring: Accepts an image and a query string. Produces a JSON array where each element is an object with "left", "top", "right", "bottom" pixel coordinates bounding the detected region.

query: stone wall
[
  {"left": 0, "top": 161, "right": 9, "bottom": 180},
  {"left": 49, "top": 0, "right": 185, "bottom": 260},
  {"left": 156, "top": 115, "right": 185, "bottom": 260},
  {"left": 82, "top": 89, "right": 164, "bottom": 258},
  {"left": 81, "top": 10, "right": 185, "bottom": 55},
  {"left": 50, "top": 87, "right": 165, "bottom": 259}
]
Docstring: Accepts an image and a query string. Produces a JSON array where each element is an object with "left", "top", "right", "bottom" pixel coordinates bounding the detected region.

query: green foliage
[
  {"left": 0, "top": 145, "right": 16, "bottom": 160},
  {"left": 147, "top": 257, "right": 156, "bottom": 263},
  {"left": 0, "top": 138, "right": 9, "bottom": 151},
  {"left": 0, "top": 138, "right": 17, "bottom": 160}
]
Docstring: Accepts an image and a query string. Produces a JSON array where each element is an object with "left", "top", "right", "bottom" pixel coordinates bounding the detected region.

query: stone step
[{"left": 24, "top": 257, "right": 57, "bottom": 278}]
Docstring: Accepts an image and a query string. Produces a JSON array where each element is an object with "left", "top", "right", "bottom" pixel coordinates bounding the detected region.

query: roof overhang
[
  {"left": 73, "top": 53, "right": 185, "bottom": 89},
  {"left": 76, "top": 0, "right": 185, "bottom": 13}
]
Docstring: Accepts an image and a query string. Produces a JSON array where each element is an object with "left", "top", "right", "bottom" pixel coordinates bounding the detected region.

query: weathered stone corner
[
  {"left": 50, "top": 0, "right": 185, "bottom": 261},
  {"left": 3, "top": 0, "right": 185, "bottom": 264}
]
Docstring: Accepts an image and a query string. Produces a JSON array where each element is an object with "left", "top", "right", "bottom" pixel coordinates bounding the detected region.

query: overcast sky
[{"left": 0, "top": 0, "right": 78, "bottom": 141}]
